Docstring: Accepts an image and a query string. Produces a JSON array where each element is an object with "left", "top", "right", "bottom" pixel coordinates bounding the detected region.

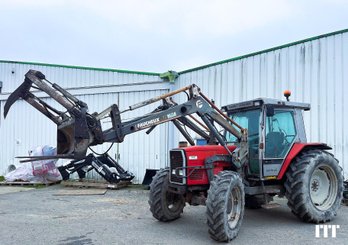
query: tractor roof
[{"left": 222, "top": 98, "right": 310, "bottom": 112}]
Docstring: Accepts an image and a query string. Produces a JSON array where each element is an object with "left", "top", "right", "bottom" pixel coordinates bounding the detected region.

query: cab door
[
  {"left": 262, "top": 108, "right": 297, "bottom": 177},
  {"left": 227, "top": 109, "right": 261, "bottom": 175}
]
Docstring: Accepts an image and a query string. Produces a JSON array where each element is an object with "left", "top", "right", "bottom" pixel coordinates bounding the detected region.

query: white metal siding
[
  {"left": 0, "top": 98, "right": 57, "bottom": 171},
  {"left": 0, "top": 63, "right": 166, "bottom": 183},
  {"left": 78, "top": 90, "right": 169, "bottom": 183},
  {"left": 1, "top": 29, "right": 347, "bottom": 182},
  {"left": 0, "top": 62, "right": 159, "bottom": 93},
  {"left": 176, "top": 32, "right": 348, "bottom": 177},
  {"left": 0, "top": 89, "right": 169, "bottom": 182},
  {"left": 117, "top": 90, "right": 169, "bottom": 183}
]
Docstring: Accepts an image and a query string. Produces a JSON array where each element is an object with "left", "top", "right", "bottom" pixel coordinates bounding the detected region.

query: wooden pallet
[
  {"left": 60, "top": 180, "right": 131, "bottom": 190},
  {"left": 0, "top": 181, "right": 60, "bottom": 187}
]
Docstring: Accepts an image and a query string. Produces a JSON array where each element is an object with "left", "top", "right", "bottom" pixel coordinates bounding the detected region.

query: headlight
[{"left": 172, "top": 168, "right": 184, "bottom": 176}]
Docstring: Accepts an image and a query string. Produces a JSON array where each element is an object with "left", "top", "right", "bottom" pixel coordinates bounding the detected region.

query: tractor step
[{"left": 261, "top": 202, "right": 281, "bottom": 209}]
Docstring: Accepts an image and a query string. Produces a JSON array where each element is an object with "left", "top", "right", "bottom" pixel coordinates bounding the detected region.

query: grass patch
[
  {"left": 32, "top": 184, "right": 47, "bottom": 189},
  {"left": 17, "top": 184, "right": 48, "bottom": 189}
]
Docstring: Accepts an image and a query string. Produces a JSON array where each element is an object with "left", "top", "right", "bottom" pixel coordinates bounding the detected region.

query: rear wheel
[
  {"left": 206, "top": 171, "right": 245, "bottom": 242},
  {"left": 148, "top": 168, "right": 185, "bottom": 221},
  {"left": 285, "top": 149, "right": 343, "bottom": 223}
]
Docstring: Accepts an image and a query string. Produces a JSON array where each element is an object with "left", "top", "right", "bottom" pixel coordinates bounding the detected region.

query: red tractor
[
  {"left": 5, "top": 70, "right": 344, "bottom": 242},
  {"left": 148, "top": 97, "right": 344, "bottom": 242}
]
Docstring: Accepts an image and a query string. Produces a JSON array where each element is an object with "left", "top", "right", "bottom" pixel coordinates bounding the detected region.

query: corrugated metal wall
[
  {"left": 0, "top": 62, "right": 159, "bottom": 93},
  {"left": 176, "top": 31, "right": 348, "bottom": 177},
  {"left": 0, "top": 98, "right": 56, "bottom": 170},
  {"left": 117, "top": 90, "right": 169, "bottom": 183},
  {"left": 0, "top": 63, "right": 168, "bottom": 183},
  {"left": 1, "top": 29, "right": 347, "bottom": 182}
]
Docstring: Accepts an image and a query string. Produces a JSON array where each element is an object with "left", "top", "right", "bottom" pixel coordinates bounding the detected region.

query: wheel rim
[
  {"left": 166, "top": 192, "right": 182, "bottom": 211},
  {"left": 309, "top": 164, "right": 338, "bottom": 211},
  {"left": 226, "top": 186, "right": 242, "bottom": 229}
]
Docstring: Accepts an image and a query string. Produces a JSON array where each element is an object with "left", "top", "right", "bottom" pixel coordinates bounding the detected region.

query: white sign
[{"left": 315, "top": 225, "right": 340, "bottom": 238}]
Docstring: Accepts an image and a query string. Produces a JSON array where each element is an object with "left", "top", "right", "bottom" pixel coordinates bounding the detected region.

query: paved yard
[{"left": 0, "top": 185, "right": 347, "bottom": 245}]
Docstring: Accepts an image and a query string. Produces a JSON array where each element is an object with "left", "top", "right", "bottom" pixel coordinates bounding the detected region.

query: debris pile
[{"left": 4, "top": 145, "right": 62, "bottom": 183}]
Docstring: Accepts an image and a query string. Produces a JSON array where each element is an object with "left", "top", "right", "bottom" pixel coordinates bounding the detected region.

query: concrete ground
[{"left": 0, "top": 185, "right": 347, "bottom": 245}]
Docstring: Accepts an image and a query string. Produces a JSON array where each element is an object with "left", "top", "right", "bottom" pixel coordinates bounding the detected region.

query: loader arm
[{"left": 4, "top": 70, "right": 248, "bottom": 169}]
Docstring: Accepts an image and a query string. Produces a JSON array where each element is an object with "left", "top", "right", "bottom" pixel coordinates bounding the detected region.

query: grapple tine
[
  {"left": 3, "top": 77, "right": 32, "bottom": 118},
  {"left": 16, "top": 155, "right": 74, "bottom": 163}
]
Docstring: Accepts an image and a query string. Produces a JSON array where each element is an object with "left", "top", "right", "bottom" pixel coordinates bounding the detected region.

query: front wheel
[
  {"left": 285, "top": 149, "right": 343, "bottom": 223},
  {"left": 148, "top": 168, "right": 185, "bottom": 221},
  {"left": 206, "top": 171, "right": 245, "bottom": 242}
]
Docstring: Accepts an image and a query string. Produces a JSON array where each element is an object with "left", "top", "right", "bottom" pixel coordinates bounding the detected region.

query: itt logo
[{"left": 315, "top": 225, "right": 340, "bottom": 238}]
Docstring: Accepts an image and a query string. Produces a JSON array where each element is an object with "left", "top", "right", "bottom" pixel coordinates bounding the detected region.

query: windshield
[{"left": 226, "top": 109, "right": 260, "bottom": 143}]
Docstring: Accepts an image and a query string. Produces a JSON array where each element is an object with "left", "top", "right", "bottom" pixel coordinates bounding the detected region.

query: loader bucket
[
  {"left": 57, "top": 122, "right": 76, "bottom": 156},
  {"left": 57, "top": 121, "right": 93, "bottom": 159},
  {"left": 4, "top": 70, "right": 96, "bottom": 160}
]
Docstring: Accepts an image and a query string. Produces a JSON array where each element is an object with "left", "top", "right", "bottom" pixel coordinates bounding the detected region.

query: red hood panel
[
  {"left": 173, "top": 145, "right": 237, "bottom": 186},
  {"left": 181, "top": 145, "right": 237, "bottom": 153}
]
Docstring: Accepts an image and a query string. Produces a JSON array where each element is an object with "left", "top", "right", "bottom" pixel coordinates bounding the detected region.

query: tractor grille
[
  {"left": 170, "top": 150, "right": 185, "bottom": 184},
  {"left": 188, "top": 169, "right": 204, "bottom": 180}
]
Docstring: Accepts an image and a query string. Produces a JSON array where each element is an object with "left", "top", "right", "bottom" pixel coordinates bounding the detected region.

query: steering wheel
[{"left": 279, "top": 128, "right": 290, "bottom": 144}]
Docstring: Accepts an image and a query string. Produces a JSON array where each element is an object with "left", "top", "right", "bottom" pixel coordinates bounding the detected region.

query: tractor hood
[{"left": 182, "top": 145, "right": 237, "bottom": 154}]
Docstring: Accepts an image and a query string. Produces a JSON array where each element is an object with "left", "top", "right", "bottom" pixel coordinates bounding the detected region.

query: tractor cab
[{"left": 222, "top": 98, "right": 310, "bottom": 178}]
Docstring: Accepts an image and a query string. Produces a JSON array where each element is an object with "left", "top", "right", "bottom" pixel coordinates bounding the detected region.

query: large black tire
[
  {"left": 285, "top": 149, "right": 343, "bottom": 223},
  {"left": 206, "top": 171, "right": 245, "bottom": 242},
  {"left": 148, "top": 168, "right": 185, "bottom": 221}
]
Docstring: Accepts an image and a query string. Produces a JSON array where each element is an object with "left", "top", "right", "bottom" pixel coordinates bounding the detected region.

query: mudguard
[{"left": 277, "top": 143, "right": 332, "bottom": 180}]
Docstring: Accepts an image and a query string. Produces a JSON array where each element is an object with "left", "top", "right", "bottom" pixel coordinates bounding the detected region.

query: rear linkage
[{"left": 4, "top": 70, "right": 248, "bottom": 182}]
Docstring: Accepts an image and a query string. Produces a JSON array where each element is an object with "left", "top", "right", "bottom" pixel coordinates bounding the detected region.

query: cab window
[
  {"left": 226, "top": 110, "right": 260, "bottom": 143},
  {"left": 265, "top": 110, "right": 296, "bottom": 158},
  {"left": 226, "top": 109, "right": 260, "bottom": 174}
]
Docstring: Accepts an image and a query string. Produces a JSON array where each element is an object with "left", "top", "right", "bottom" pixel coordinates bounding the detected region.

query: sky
[{"left": 0, "top": 0, "right": 347, "bottom": 73}]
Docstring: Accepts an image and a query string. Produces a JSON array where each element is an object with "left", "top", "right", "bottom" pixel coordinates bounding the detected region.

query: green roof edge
[
  {"left": 0, "top": 60, "right": 160, "bottom": 76},
  {"left": 1, "top": 29, "right": 347, "bottom": 77},
  {"left": 179, "top": 28, "right": 348, "bottom": 75}
]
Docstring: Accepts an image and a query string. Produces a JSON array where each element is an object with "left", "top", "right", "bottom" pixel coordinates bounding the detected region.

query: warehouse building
[{"left": 0, "top": 29, "right": 347, "bottom": 182}]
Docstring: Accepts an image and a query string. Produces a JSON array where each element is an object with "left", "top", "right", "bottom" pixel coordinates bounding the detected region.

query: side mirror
[{"left": 266, "top": 105, "right": 274, "bottom": 117}]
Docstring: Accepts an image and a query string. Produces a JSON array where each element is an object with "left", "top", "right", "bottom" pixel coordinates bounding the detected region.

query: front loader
[{"left": 4, "top": 70, "right": 344, "bottom": 242}]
